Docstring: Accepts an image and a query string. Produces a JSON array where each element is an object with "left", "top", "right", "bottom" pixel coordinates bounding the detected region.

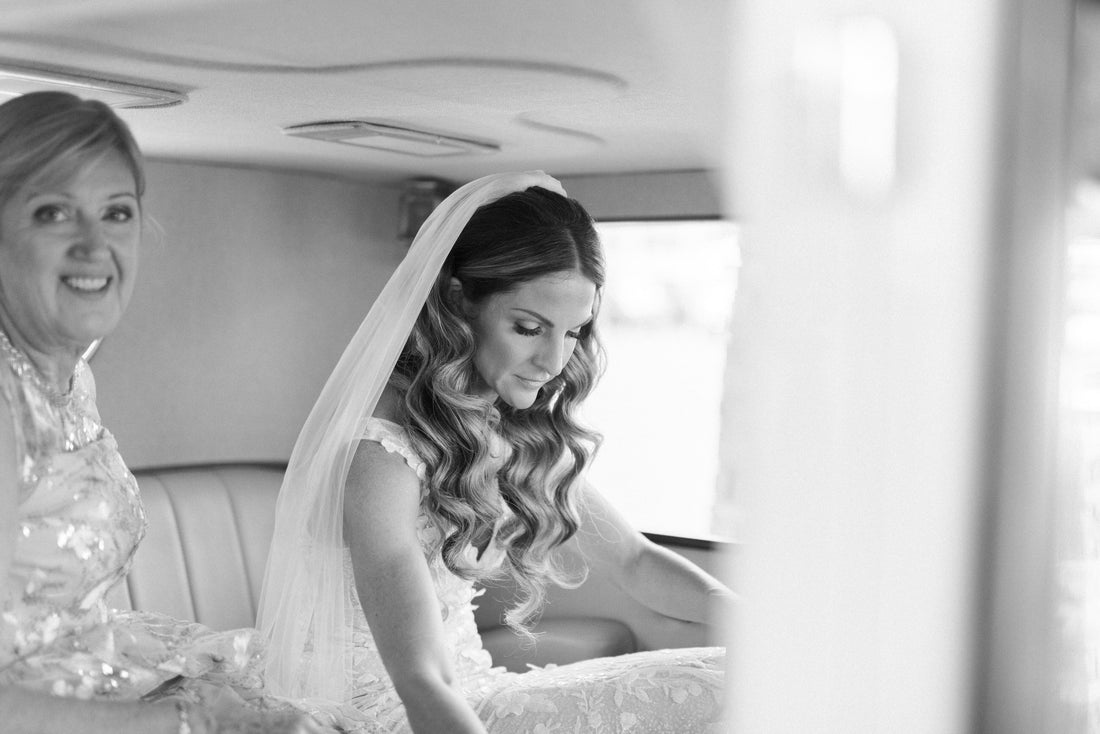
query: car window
[{"left": 583, "top": 219, "right": 740, "bottom": 540}]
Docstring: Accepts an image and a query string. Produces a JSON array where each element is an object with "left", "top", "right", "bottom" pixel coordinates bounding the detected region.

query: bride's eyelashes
[{"left": 513, "top": 323, "right": 582, "bottom": 339}]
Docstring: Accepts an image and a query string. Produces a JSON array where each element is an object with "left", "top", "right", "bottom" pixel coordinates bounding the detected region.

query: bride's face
[{"left": 463, "top": 269, "right": 596, "bottom": 409}]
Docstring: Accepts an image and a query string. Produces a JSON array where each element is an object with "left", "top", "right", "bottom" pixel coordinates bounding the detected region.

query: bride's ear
[{"left": 448, "top": 277, "right": 474, "bottom": 317}]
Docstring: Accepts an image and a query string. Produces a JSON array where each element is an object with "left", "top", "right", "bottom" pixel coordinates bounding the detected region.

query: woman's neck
[{"left": 0, "top": 315, "right": 79, "bottom": 395}]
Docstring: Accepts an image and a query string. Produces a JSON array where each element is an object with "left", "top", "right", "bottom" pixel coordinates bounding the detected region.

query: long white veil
[{"left": 257, "top": 171, "right": 566, "bottom": 701}]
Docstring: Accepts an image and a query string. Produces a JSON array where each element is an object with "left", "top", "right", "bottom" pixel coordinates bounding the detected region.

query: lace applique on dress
[{"left": 359, "top": 417, "right": 427, "bottom": 481}]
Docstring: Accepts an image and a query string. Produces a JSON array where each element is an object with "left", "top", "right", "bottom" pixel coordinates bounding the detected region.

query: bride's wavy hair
[{"left": 391, "top": 185, "right": 605, "bottom": 632}]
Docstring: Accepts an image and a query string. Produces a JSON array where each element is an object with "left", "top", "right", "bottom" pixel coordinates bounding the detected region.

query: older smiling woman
[{"left": 0, "top": 92, "right": 330, "bottom": 734}]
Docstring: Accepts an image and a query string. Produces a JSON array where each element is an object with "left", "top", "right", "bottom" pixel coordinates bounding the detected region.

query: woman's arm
[
  {"left": 343, "top": 440, "right": 488, "bottom": 734},
  {"left": 567, "top": 481, "right": 736, "bottom": 626},
  {"left": 0, "top": 396, "right": 18, "bottom": 584},
  {"left": 0, "top": 687, "right": 325, "bottom": 734},
  {"left": 0, "top": 689, "right": 183, "bottom": 734}
]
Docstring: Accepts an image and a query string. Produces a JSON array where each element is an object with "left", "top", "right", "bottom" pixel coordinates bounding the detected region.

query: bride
[{"left": 258, "top": 171, "right": 729, "bottom": 733}]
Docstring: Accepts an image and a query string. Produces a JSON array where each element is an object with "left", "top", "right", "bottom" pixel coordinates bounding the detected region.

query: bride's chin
[{"left": 502, "top": 393, "right": 536, "bottom": 410}]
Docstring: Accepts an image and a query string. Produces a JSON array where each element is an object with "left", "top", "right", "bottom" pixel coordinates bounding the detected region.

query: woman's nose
[{"left": 72, "top": 215, "right": 109, "bottom": 257}]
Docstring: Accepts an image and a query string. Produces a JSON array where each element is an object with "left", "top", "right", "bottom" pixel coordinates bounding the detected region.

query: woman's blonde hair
[
  {"left": 392, "top": 185, "right": 605, "bottom": 632},
  {"left": 0, "top": 91, "right": 145, "bottom": 208}
]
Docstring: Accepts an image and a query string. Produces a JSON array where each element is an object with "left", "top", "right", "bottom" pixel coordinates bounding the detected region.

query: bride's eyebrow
[
  {"left": 512, "top": 308, "right": 553, "bottom": 326},
  {"left": 512, "top": 308, "right": 591, "bottom": 330}
]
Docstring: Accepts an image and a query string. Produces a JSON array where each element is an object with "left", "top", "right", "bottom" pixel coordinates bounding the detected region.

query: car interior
[{"left": 5, "top": 0, "right": 1100, "bottom": 731}]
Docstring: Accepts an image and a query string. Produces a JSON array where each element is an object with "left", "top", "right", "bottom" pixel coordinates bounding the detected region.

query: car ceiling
[{"left": 1, "top": 0, "right": 731, "bottom": 184}]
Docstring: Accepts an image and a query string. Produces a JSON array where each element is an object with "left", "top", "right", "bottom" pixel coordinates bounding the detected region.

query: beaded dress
[
  {"left": 326, "top": 418, "right": 726, "bottom": 734},
  {"left": 0, "top": 332, "right": 269, "bottom": 706}
]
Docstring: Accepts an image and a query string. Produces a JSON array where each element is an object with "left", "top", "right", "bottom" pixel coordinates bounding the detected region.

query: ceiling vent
[
  {"left": 0, "top": 63, "right": 186, "bottom": 108},
  {"left": 283, "top": 120, "right": 499, "bottom": 157}
]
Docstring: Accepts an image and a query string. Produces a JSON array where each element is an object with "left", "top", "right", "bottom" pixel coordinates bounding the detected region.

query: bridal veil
[{"left": 257, "top": 171, "right": 566, "bottom": 701}]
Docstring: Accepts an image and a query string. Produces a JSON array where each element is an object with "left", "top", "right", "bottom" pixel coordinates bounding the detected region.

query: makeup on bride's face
[{"left": 465, "top": 270, "right": 595, "bottom": 409}]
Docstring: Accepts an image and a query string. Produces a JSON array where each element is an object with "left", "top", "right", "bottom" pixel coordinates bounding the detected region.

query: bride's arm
[
  {"left": 567, "top": 481, "right": 736, "bottom": 626},
  {"left": 343, "top": 441, "right": 488, "bottom": 734}
]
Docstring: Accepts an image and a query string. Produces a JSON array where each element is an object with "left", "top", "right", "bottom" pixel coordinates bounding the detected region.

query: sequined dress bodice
[
  {"left": 0, "top": 334, "right": 148, "bottom": 689},
  {"left": 0, "top": 334, "right": 269, "bottom": 702}
]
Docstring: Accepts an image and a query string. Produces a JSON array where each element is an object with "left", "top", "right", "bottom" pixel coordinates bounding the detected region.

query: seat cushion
[
  {"left": 114, "top": 463, "right": 640, "bottom": 671},
  {"left": 118, "top": 464, "right": 285, "bottom": 630}
]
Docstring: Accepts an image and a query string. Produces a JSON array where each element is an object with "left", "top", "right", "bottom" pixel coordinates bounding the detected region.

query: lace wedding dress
[{"left": 321, "top": 417, "right": 726, "bottom": 734}]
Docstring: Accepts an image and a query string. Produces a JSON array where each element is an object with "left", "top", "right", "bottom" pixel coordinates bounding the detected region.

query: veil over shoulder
[{"left": 257, "top": 171, "right": 566, "bottom": 701}]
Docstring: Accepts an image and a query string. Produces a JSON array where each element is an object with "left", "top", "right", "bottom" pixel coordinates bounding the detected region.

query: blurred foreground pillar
[{"left": 722, "top": 0, "right": 1073, "bottom": 731}]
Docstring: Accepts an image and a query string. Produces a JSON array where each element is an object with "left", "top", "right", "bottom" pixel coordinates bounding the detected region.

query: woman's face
[
  {"left": 465, "top": 269, "right": 597, "bottom": 410},
  {"left": 0, "top": 150, "right": 140, "bottom": 357}
]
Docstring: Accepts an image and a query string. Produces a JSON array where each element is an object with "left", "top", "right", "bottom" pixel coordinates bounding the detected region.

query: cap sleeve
[{"left": 358, "top": 417, "right": 427, "bottom": 481}]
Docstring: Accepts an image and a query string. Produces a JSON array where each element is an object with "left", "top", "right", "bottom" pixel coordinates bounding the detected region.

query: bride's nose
[{"left": 532, "top": 336, "right": 567, "bottom": 377}]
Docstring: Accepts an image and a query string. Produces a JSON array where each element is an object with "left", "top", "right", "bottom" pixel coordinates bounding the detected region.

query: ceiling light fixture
[
  {"left": 283, "top": 120, "right": 499, "bottom": 157},
  {"left": 0, "top": 62, "right": 186, "bottom": 108}
]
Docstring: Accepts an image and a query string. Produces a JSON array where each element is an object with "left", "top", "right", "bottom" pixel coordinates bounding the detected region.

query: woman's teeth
[{"left": 63, "top": 276, "right": 109, "bottom": 292}]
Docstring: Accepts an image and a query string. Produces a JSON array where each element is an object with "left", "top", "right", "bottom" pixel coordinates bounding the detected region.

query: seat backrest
[
  {"left": 107, "top": 463, "right": 680, "bottom": 667},
  {"left": 107, "top": 464, "right": 285, "bottom": 631}
]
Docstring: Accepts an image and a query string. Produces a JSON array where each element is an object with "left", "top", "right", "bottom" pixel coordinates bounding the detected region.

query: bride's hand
[
  {"left": 235, "top": 710, "right": 333, "bottom": 734},
  {"left": 209, "top": 708, "right": 335, "bottom": 734},
  {"left": 186, "top": 683, "right": 336, "bottom": 734}
]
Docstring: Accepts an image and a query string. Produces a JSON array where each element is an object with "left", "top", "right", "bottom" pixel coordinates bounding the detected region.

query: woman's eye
[
  {"left": 514, "top": 323, "right": 542, "bottom": 337},
  {"left": 104, "top": 205, "right": 134, "bottom": 223},
  {"left": 32, "top": 204, "right": 68, "bottom": 224},
  {"left": 566, "top": 330, "right": 582, "bottom": 340}
]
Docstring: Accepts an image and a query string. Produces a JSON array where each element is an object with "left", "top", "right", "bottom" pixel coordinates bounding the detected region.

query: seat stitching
[{"left": 151, "top": 472, "right": 199, "bottom": 621}]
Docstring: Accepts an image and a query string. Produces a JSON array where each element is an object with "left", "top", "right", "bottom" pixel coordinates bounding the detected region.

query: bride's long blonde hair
[{"left": 390, "top": 186, "right": 605, "bottom": 632}]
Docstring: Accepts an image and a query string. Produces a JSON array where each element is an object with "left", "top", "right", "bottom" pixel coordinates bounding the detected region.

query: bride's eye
[{"left": 514, "top": 323, "right": 542, "bottom": 336}]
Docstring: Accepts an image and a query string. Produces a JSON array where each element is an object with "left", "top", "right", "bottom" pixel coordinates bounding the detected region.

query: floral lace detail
[
  {"left": 476, "top": 648, "right": 726, "bottom": 733},
  {"left": 358, "top": 418, "right": 427, "bottom": 481},
  {"left": 333, "top": 418, "right": 726, "bottom": 733}
]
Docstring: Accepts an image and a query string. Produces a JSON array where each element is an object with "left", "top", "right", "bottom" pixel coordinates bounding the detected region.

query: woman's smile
[{"left": 61, "top": 275, "right": 112, "bottom": 295}]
